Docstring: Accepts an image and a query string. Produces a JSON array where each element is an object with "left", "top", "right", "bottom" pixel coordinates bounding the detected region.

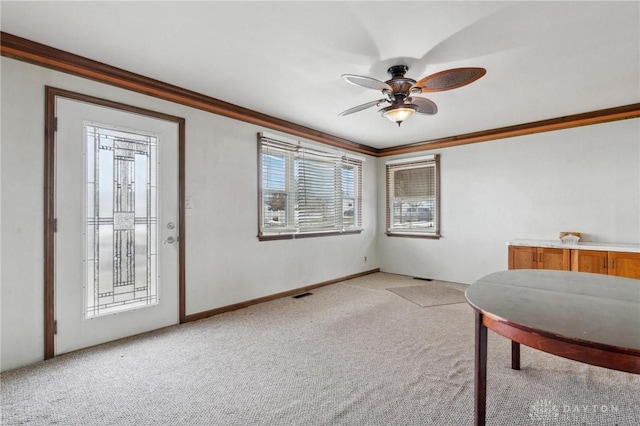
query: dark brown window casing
[{"left": 386, "top": 155, "right": 441, "bottom": 239}]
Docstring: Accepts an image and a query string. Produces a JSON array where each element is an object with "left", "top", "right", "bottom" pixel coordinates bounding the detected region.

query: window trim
[
  {"left": 257, "top": 133, "right": 364, "bottom": 241},
  {"left": 385, "top": 154, "right": 441, "bottom": 239}
]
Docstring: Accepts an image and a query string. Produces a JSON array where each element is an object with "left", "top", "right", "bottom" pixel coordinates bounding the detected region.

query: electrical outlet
[{"left": 185, "top": 196, "right": 193, "bottom": 209}]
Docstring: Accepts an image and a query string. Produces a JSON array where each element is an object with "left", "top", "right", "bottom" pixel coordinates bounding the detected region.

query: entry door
[{"left": 55, "top": 97, "right": 179, "bottom": 355}]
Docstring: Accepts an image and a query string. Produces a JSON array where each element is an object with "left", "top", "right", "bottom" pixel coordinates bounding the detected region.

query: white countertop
[{"left": 508, "top": 238, "right": 640, "bottom": 253}]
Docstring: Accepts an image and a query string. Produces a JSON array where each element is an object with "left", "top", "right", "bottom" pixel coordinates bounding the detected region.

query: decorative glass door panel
[
  {"left": 85, "top": 125, "right": 159, "bottom": 318},
  {"left": 55, "top": 97, "right": 179, "bottom": 356}
]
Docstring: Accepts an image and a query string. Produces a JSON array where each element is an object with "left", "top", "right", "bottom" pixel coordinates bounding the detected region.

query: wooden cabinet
[
  {"left": 572, "top": 250, "right": 640, "bottom": 278},
  {"left": 509, "top": 244, "right": 640, "bottom": 279},
  {"left": 571, "top": 250, "right": 608, "bottom": 274},
  {"left": 609, "top": 251, "right": 640, "bottom": 279},
  {"left": 539, "top": 248, "right": 571, "bottom": 270},
  {"left": 508, "top": 246, "right": 570, "bottom": 271},
  {"left": 508, "top": 246, "right": 537, "bottom": 269}
]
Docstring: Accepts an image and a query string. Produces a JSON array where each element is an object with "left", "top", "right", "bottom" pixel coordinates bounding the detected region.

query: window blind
[
  {"left": 386, "top": 155, "right": 439, "bottom": 236},
  {"left": 259, "top": 134, "right": 363, "bottom": 238}
]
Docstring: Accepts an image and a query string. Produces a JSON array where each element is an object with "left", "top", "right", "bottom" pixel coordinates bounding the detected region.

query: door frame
[{"left": 44, "top": 86, "right": 186, "bottom": 359}]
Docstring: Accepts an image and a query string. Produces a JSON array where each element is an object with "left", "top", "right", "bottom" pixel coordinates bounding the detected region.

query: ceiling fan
[{"left": 339, "top": 65, "right": 486, "bottom": 126}]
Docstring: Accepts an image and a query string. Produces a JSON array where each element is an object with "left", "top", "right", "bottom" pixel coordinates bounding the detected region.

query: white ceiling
[{"left": 2, "top": 1, "right": 639, "bottom": 150}]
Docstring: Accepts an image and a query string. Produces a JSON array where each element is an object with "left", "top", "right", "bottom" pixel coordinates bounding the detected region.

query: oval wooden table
[{"left": 465, "top": 269, "right": 640, "bottom": 426}]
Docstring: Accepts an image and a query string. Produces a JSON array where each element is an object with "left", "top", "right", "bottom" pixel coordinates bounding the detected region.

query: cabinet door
[
  {"left": 608, "top": 252, "right": 640, "bottom": 279},
  {"left": 538, "top": 248, "right": 570, "bottom": 270},
  {"left": 508, "top": 246, "right": 537, "bottom": 269},
  {"left": 571, "top": 250, "right": 608, "bottom": 274}
]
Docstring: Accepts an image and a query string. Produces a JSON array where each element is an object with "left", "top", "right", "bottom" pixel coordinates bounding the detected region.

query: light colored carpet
[
  {"left": 386, "top": 280, "right": 466, "bottom": 307},
  {"left": 1, "top": 272, "right": 639, "bottom": 425}
]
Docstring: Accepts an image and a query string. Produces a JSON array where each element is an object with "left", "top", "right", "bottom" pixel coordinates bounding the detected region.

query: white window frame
[
  {"left": 386, "top": 154, "right": 440, "bottom": 238},
  {"left": 258, "top": 133, "right": 364, "bottom": 240}
]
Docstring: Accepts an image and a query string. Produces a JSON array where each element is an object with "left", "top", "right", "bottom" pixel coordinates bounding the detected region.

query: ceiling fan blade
[
  {"left": 412, "top": 67, "right": 486, "bottom": 93},
  {"left": 409, "top": 97, "right": 438, "bottom": 115},
  {"left": 342, "top": 74, "right": 393, "bottom": 92},
  {"left": 338, "top": 99, "right": 388, "bottom": 116}
]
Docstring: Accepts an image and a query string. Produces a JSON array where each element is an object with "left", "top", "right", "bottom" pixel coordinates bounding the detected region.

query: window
[
  {"left": 85, "top": 124, "right": 160, "bottom": 317},
  {"left": 259, "top": 133, "right": 363, "bottom": 240},
  {"left": 386, "top": 155, "right": 440, "bottom": 238}
]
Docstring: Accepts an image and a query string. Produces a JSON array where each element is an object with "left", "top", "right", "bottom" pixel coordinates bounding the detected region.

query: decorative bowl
[{"left": 559, "top": 232, "right": 581, "bottom": 244}]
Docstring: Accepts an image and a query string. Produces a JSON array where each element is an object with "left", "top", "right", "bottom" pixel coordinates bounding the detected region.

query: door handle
[{"left": 163, "top": 236, "right": 176, "bottom": 245}]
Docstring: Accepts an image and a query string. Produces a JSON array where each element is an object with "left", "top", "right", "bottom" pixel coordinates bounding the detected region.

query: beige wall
[
  {"left": 2, "top": 55, "right": 639, "bottom": 372},
  {"left": 378, "top": 119, "right": 640, "bottom": 283},
  {"left": 0, "top": 58, "right": 379, "bottom": 371}
]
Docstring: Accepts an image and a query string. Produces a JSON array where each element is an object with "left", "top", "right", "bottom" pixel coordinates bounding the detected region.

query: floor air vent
[{"left": 292, "top": 292, "right": 313, "bottom": 299}]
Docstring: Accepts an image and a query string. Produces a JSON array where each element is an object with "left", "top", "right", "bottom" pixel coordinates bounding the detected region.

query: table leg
[
  {"left": 511, "top": 341, "right": 521, "bottom": 370},
  {"left": 475, "top": 311, "right": 487, "bottom": 426}
]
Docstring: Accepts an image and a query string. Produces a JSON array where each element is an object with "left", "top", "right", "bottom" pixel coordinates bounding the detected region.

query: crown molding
[
  {"left": 2, "top": 31, "right": 638, "bottom": 158},
  {"left": 0, "top": 31, "right": 377, "bottom": 156},
  {"left": 379, "top": 103, "right": 640, "bottom": 156}
]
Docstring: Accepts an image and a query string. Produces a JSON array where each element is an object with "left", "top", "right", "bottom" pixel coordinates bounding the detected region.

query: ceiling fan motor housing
[
  {"left": 385, "top": 65, "right": 416, "bottom": 103},
  {"left": 387, "top": 65, "right": 409, "bottom": 78}
]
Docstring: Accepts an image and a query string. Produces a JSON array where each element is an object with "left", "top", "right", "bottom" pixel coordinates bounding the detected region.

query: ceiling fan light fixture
[
  {"left": 379, "top": 104, "right": 418, "bottom": 126},
  {"left": 340, "top": 64, "right": 485, "bottom": 124}
]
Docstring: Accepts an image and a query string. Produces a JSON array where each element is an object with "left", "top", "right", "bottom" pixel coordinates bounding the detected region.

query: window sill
[
  {"left": 259, "top": 229, "right": 363, "bottom": 241},
  {"left": 385, "top": 232, "right": 441, "bottom": 240}
]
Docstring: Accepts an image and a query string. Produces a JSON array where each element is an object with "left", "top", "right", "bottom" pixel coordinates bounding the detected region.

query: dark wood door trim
[{"left": 44, "top": 86, "right": 186, "bottom": 359}]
